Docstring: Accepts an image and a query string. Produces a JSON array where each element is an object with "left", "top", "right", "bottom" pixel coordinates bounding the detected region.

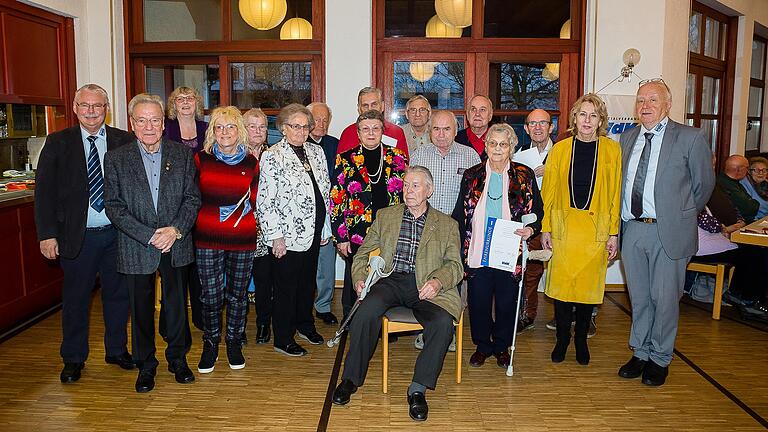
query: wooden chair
[
  {"left": 686, "top": 261, "right": 735, "bottom": 320},
  {"left": 381, "top": 306, "right": 463, "bottom": 393}
]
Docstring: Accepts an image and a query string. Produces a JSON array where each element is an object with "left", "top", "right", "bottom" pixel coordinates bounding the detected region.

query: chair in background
[{"left": 686, "top": 261, "right": 735, "bottom": 320}]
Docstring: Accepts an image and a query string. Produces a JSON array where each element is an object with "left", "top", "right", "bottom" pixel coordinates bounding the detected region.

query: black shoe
[
  {"left": 240, "top": 331, "right": 248, "bottom": 347},
  {"left": 198, "top": 340, "right": 218, "bottom": 374},
  {"left": 316, "top": 311, "right": 339, "bottom": 325},
  {"left": 574, "top": 338, "right": 590, "bottom": 365},
  {"left": 168, "top": 359, "right": 195, "bottom": 384},
  {"left": 516, "top": 317, "right": 535, "bottom": 333},
  {"left": 407, "top": 391, "right": 429, "bottom": 421},
  {"left": 494, "top": 351, "right": 511, "bottom": 368},
  {"left": 551, "top": 337, "right": 570, "bottom": 363},
  {"left": 469, "top": 350, "right": 490, "bottom": 367},
  {"left": 135, "top": 368, "right": 156, "bottom": 393},
  {"left": 60, "top": 362, "right": 84, "bottom": 383},
  {"left": 274, "top": 342, "right": 307, "bottom": 357},
  {"left": 641, "top": 360, "right": 669, "bottom": 386},
  {"left": 255, "top": 324, "right": 271, "bottom": 344},
  {"left": 332, "top": 379, "right": 358, "bottom": 405},
  {"left": 618, "top": 356, "right": 647, "bottom": 379},
  {"left": 226, "top": 342, "right": 246, "bottom": 369},
  {"left": 105, "top": 352, "right": 135, "bottom": 370},
  {"left": 297, "top": 330, "right": 324, "bottom": 345}
]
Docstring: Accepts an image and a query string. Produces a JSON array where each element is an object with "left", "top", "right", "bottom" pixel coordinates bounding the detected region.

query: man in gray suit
[
  {"left": 104, "top": 93, "right": 201, "bottom": 393},
  {"left": 617, "top": 79, "right": 715, "bottom": 386}
]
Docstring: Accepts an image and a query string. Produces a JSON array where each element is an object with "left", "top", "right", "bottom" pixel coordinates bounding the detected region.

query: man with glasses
[
  {"left": 104, "top": 93, "right": 200, "bottom": 393},
  {"left": 618, "top": 79, "right": 714, "bottom": 387},
  {"left": 337, "top": 87, "right": 409, "bottom": 157},
  {"left": 307, "top": 102, "right": 340, "bottom": 325},
  {"left": 403, "top": 95, "right": 432, "bottom": 154},
  {"left": 35, "top": 84, "right": 136, "bottom": 384},
  {"left": 717, "top": 154, "right": 760, "bottom": 223},
  {"left": 456, "top": 95, "right": 494, "bottom": 156}
]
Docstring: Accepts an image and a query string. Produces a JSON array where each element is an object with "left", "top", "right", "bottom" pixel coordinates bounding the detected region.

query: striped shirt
[
  {"left": 411, "top": 142, "right": 481, "bottom": 214},
  {"left": 392, "top": 206, "right": 429, "bottom": 274}
]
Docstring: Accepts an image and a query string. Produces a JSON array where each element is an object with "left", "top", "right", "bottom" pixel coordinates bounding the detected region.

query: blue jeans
[{"left": 314, "top": 242, "right": 337, "bottom": 313}]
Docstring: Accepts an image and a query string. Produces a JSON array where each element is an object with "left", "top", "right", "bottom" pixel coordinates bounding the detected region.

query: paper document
[
  {"left": 512, "top": 147, "right": 543, "bottom": 170},
  {"left": 481, "top": 218, "right": 523, "bottom": 272},
  {"left": 381, "top": 135, "right": 397, "bottom": 148}
]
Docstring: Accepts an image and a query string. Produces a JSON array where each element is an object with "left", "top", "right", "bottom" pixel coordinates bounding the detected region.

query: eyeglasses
[
  {"left": 214, "top": 124, "right": 238, "bottom": 132},
  {"left": 285, "top": 123, "right": 311, "bottom": 131},
  {"left": 359, "top": 126, "right": 382, "bottom": 134},
  {"left": 638, "top": 77, "right": 666, "bottom": 87},
  {"left": 750, "top": 168, "right": 768, "bottom": 174},
  {"left": 246, "top": 124, "right": 267, "bottom": 132},
  {"left": 407, "top": 107, "right": 429, "bottom": 115},
  {"left": 175, "top": 95, "right": 196, "bottom": 103},
  {"left": 76, "top": 102, "right": 107, "bottom": 111},
  {"left": 132, "top": 117, "right": 163, "bottom": 127},
  {"left": 526, "top": 120, "right": 551, "bottom": 127},
  {"left": 486, "top": 140, "right": 510, "bottom": 149}
]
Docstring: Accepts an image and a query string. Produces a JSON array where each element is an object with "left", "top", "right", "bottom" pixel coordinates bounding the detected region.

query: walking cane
[
  {"left": 507, "top": 213, "right": 538, "bottom": 377},
  {"left": 327, "top": 255, "right": 392, "bottom": 348}
]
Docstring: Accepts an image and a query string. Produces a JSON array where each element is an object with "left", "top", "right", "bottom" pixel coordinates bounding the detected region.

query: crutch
[
  {"left": 507, "top": 213, "right": 538, "bottom": 377},
  {"left": 326, "top": 255, "right": 392, "bottom": 348}
]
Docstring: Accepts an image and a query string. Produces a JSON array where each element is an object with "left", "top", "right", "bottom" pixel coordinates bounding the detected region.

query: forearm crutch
[
  {"left": 507, "top": 213, "right": 538, "bottom": 377},
  {"left": 327, "top": 255, "right": 392, "bottom": 348}
]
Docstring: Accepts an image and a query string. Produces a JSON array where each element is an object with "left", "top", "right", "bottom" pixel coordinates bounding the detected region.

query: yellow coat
[{"left": 541, "top": 136, "right": 622, "bottom": 304}]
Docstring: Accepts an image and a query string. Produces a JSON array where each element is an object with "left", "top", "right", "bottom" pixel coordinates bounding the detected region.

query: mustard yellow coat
[{"left": 541, "top": 136, "right": 622, "bottom": 304}]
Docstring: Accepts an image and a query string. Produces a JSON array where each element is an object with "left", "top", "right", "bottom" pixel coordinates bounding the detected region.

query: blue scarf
[{"left": 213, "top": 143, "right": 247, "bottom": 165}]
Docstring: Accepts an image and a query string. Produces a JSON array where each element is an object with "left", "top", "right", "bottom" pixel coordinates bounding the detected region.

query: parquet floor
[{"left": 0, "top": 291, "right": 766, "bottom": 431}]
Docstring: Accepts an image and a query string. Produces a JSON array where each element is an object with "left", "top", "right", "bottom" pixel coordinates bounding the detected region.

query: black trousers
[
  {"left": 126, "top": 254, "right": 191, "bottom": 370},
  {"left": 272, "top": 240, "right": 320, "bottom": 347},
  {"left": 59, "top": 226, "right": 128, "bottom": 363},
  {"left": 554, "top": 300, "right": 594, "bottom": 341},
  {"left": 467, "top": 267, "right": 519, "bottom": 354},
  {"left": 252, "top": 254, "right": 275, "bottom": 326},
  {"left": 159, "top": 262, "right": 203, "bottom": 335},
  {"left": 341, "top": 273, "right": 454, "bottom": 389},
  {"left": 692, "top": 246, "right": 767, "bottom": 302},
  {"left": 341, "top": 248, "right": 360, "bottom": 317}
]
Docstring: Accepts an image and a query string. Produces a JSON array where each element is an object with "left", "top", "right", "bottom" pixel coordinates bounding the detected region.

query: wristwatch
[{"left": 173, "top": 227, "right": 182, "bottom": 240}]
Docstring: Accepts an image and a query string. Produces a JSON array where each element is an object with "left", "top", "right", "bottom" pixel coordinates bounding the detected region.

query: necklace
[
  {"left": 364, "top": 144, "right": 385, "bottom": 185},
  {"left": 569, "top": 137, "right": 598, "bottom": 210},
  {"left": 290, "top": 143, "right": 312, "bottom": 172},
  {"left": 487, "top": 171, "right": 503, "bottom": 200}
]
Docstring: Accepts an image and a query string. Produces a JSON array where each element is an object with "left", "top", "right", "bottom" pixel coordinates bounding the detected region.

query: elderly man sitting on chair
[{"left": 332, "top": 165, "right": 463, "bottom": 422}]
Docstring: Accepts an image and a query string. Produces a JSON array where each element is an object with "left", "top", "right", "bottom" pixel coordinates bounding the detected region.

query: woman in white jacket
[{"left": 257, "top": 103, "right": 332, "bottom": 356}]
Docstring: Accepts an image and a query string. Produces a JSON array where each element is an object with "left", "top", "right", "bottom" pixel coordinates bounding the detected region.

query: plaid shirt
[
  {"left": 411, "top": 142, "right": 481, "bottom": 214},
  {"left": 392, "top": 205, "right": 429, "bottom": 273}
]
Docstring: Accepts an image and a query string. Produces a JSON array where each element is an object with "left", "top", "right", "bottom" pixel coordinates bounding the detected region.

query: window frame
[{"left": 747, "top": 35, "right": 766, "bottom": 156}]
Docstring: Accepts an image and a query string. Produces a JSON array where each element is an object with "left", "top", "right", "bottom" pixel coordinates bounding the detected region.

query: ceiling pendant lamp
[
  {"left": 542, "top": 19, "right": 572, "bottom": 81},
  {"left": 409, "top": 62, "right": 437, "bottom": 83},
  {"left": 280, "top": 17, "right": 312, "bottom": 40},
  {"left": 425, "top": 15, "right": 462, "bottom": 38},
  {"left": 435, "top": 0, "right": 472, "bottom": 28},
  {"left": 239, "top": 0, "right": 288, "bottom": 31}
]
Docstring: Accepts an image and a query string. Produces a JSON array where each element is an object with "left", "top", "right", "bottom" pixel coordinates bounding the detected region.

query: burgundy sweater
[{"left": 194, "top": 152, "right": 259, "bottom": 251}]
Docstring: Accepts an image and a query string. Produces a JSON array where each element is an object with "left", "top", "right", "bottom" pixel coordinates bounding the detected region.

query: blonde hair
[
  {"left": 202, "top": 106, "right": 250, "bottom": 154},
  {"left": 166, "top": 86, "right": 204, "bottom": 120},
  {"left": 243, "top": 107, "right": 267, "bottom": 122},
  {"left": 567, "top": 93, "right": 608, "bottom": 137}
]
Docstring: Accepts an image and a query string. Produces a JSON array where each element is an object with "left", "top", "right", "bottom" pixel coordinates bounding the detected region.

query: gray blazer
[
  {"left": 619, "top": 120, "right": 715, "bottom": 259},
  {"left": 104, "top": 138, "right": 201, "bottom": 274}
]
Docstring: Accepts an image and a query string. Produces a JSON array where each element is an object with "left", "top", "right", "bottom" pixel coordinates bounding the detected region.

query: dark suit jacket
[
  {"left": 34, "top": 125, "right": 135, "bottom": 259},
  {"left": 619, "top": 120, "right": 715, "bottom": 259},
  {"left": 104, "top": 138, "right": 201, "bottom": 274}
]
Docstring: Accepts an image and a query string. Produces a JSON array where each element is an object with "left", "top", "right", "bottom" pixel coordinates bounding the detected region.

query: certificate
[
  {"left": 481, "top": 217, "right": 523, "bottom": 272},
  {"left": 512, "top": 147, "right": 543, "bottom": 170}
]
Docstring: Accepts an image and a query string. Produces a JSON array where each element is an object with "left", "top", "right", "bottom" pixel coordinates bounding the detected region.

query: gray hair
[
  {"left": 405, "top": 165, "right": 434, "bottom": 188},
  {"left": 276, "top": 103, "right": 315, "bottom": 133},
  {"left": 243, "top": 107, "right": 267, "bottom": 122},
  {"left": 74, "top": 84, "right": 109, "bottom": 105},
  {"left": 487, "top": 123, "right": 519, "bottom": 147},
  {"left": 357, "top": 87, "right": 382, "bottom": 104},
  {"left": 405, "top": 95, "right": 431, "bottom": 111},
  {"left": 128, "top": 93, "right": 164, "bottom": 117},
  {"left": 306, "top": 102, "right": 333, "bottom": 120}
]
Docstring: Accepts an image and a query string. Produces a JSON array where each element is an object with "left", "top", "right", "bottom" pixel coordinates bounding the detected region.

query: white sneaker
[
  {"left": 414, "top": 333, "right": 424, "bottom": 350},
  {"left": 448, "top": 334, "right": 456, "bottom": 352}
]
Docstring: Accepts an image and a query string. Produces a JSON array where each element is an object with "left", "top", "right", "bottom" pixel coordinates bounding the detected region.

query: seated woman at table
[
  {"left": 692, "top": 183, "right": 767, "bottom": 318},
  {"left": 740, "top": 156, "right": 768, "bottom": 219}
]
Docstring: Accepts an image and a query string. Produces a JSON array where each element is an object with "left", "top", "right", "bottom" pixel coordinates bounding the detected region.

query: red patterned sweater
[{"left": 194, "top": 151, "right": 259, "bottom": 251}]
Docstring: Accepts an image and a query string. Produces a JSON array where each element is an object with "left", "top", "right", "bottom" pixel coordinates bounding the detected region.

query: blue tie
[{"left": 86, "top": 135, "right": 105, "bottom": 212}]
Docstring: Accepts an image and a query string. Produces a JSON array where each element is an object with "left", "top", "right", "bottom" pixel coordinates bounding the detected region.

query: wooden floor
[{"left": 0, "top": 291, "right": 767, "bottom": 431}]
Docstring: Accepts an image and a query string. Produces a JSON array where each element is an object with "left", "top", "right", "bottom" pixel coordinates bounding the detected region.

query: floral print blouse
[{"left": 330, "top": 145, "right": 407, "bottom": 246}]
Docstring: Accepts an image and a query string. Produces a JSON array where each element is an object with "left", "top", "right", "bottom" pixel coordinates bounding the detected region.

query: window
[
  {"left": 747, "top": 36, "right": 766, "bottom": 155},
  {"left": 685, "top": 1, "right": 736, "bottom": 169},
  {"left": 375, "top": 0, "right": 582, "bottom": 139},
  {"left": 125, "top": 0, "right": 325, "bottom": 115}
]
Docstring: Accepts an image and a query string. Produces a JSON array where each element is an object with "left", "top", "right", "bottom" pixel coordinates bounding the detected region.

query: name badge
[
  {"left": 381, "top": 135, "right": 397, "bottom": 148},
  {"left": 456, "top": 168, "right": 466, "bottom": 175}
]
